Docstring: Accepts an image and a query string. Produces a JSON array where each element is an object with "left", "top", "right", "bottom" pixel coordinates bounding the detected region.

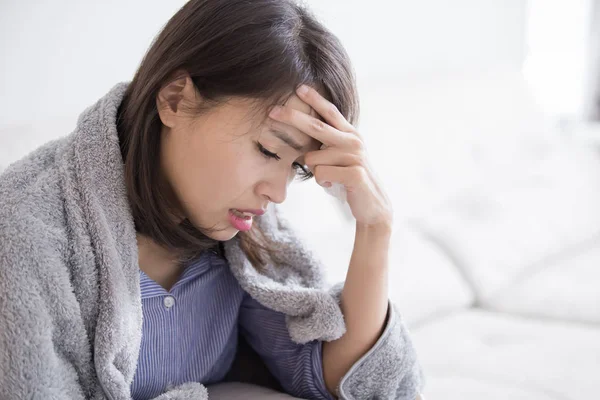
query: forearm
[{"left": 322, "top": 221, "right": 391, "bottom": 395}]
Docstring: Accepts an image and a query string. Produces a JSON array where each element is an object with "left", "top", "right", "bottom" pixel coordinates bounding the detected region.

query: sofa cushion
[
  {"left": 483, "top": 237, "right": 600, "bottom": 324},
  {"left": 412, "top": 310, "right": 600, "bottom": 400},
  {"left": 413, "top": 141, "right": 600, "bottom": 300}
]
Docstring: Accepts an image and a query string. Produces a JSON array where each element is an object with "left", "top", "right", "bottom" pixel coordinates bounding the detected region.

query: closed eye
[
  {"left": 257, "top": 141, "right": 281, "bottom": 160},
  {"left": 256, "top": 141, "right": 314, "bottom": 181}
]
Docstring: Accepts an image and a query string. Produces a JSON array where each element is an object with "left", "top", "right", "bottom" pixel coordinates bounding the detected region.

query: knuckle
[
  {"left": 311, "top": 119, "right": 326, "bottom": 131},
  {"left": 304, "top": 153, "right": 316, "bottom": 166},
  {"left": 353, "top": 153, "right": 366, "bottom": 166},
  {"left": 348, "top": 135, "right": 364, "bottom": 150},
  {"left": 352, "top": 166, "right": 366, "bottom": 180}
]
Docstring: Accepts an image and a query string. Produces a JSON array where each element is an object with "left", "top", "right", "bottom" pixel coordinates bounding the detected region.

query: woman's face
[{"left": 157, "top": 75, "right": 322, "bottom": 241}]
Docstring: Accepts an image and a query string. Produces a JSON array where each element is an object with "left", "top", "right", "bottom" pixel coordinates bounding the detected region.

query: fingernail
[
  {"left": 297, "top": 85, "right": 309, "bottom": 95},
  {"left": 323, "top": 181, "right": 332, "bottom": 188},
  {"left": 269, "top": 106, "right": 281, "bottom": 117}
]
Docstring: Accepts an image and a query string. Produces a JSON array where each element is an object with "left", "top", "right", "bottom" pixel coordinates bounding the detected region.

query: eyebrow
[{"left": 269, "top": 130, "right": 310, "bottom": 152}]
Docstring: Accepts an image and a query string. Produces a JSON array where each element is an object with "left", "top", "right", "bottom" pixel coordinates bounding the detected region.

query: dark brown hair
[{"left": 117, "top": 0, "right": 359, "bottom": 268}]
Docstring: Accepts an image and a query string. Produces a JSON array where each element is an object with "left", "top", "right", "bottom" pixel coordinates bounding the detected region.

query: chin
[
  {"left": 185, "top": 213, "right": 237, "bottom": 242},
  {"left": 197, "top": 222, "right": 238, "bottom": 242},
  {"left": 207, "top": 229, "right": 238, "bottom": 242}
]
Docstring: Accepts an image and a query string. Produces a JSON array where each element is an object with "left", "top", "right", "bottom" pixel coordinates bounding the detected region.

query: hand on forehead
[
  {"left": 267, "top": 84, "right": 358, "bottom": 151},
  {"left": 283, "top": 93, "right": 320, "bottom": 119},
  {"left": 265, "top": 93, "right": 322, "bottom": 152}
]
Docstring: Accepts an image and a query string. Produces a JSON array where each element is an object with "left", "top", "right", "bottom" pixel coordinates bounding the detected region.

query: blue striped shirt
[{"left": 131, "top": 249, "right": 334, "bottom": 400}]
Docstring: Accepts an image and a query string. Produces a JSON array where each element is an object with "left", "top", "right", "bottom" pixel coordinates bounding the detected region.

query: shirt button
[{"left": 163, "top": 296, "right": 175, "bottom": 309}]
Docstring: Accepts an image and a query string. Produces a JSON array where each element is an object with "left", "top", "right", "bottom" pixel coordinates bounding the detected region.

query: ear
[{"left": 156, "top": 70, "right": 199, "bottom": 128}]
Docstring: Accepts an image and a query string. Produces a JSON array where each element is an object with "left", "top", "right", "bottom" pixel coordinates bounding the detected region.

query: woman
[{"left": 0, "top": 0, "right": 424, "bottom": 399}]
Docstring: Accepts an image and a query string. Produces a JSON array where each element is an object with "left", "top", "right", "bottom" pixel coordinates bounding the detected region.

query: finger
[
  {"left": 269, "top": 105, "right": 356, "bottom": 148},
  {"left": 303, "top": 148, "right": 362, "bottom": 171},
  {"left": 296, "top": 85, "right": 356, "bottom": 134},
  {"left": 313, "top": 164, "right": 366, "bottom": 189}
]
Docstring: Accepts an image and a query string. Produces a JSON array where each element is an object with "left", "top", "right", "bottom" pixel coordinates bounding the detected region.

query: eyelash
[{"left": 256, "top": 142, "right": 314, "bottom": 181}]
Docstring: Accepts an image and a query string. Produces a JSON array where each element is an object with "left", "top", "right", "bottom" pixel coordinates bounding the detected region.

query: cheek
[
  {"left": 162, "top": 133, "right": 221, "bottom": 204},
  {"left": 183, "top": 135, "right": 259, "bottom": 200},
  {"left": 225, "top": 151, "right": 262, "bottom": 191}
]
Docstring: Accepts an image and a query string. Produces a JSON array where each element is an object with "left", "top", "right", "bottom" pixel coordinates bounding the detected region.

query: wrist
[{"left": 356, "top": 219, "right": 393, "bottom": 236}]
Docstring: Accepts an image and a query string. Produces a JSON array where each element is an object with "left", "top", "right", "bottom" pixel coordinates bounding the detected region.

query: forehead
[{"left": 226, "top": 93, "right": 323, "bottom": 151}]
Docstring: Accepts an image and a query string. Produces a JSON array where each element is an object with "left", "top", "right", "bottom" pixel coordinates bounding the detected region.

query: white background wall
[
  {"left": 0, "top": 0, "right": 526, "bottom": 126},
  {"left": 0, "top": 0, "right": 189, "bottom": 126},
  {"left": 523, "top": 0, "right": 595, "bottom": 118}
]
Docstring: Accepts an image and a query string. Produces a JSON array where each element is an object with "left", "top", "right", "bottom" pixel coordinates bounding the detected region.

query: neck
[{"left": 136, "top": 233, "right": 183, "bottom": 291}]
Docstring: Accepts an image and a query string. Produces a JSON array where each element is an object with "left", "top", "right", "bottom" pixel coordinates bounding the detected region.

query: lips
[
  {"left": 231, "top": 209, "right": 251, "bottom": 218},
  {"left": 233, "top": 208, "right": 266, "bottom": 216},
  {"left": 228, "top": 209, "right": 253, "bottom": 231}
]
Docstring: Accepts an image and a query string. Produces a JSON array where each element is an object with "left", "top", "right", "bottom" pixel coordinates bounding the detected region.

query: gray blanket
[{"left": 0, "top": 82, "right": 424, "bottom": 399}]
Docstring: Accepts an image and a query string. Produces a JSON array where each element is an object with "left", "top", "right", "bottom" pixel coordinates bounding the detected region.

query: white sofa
[
  {"left": 1, "top": 71, "right": 598, "bottom": 399},
  {"left": 278, "top": 71, "right": 600, "bottom": 399},
  {"left": 403, "top": 141, "right": 600, "bottom": 399}
]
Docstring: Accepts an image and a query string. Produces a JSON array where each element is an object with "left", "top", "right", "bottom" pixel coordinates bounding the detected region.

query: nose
[{"left": 257, "top": 170, "right": 292, "bottom": 205}]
